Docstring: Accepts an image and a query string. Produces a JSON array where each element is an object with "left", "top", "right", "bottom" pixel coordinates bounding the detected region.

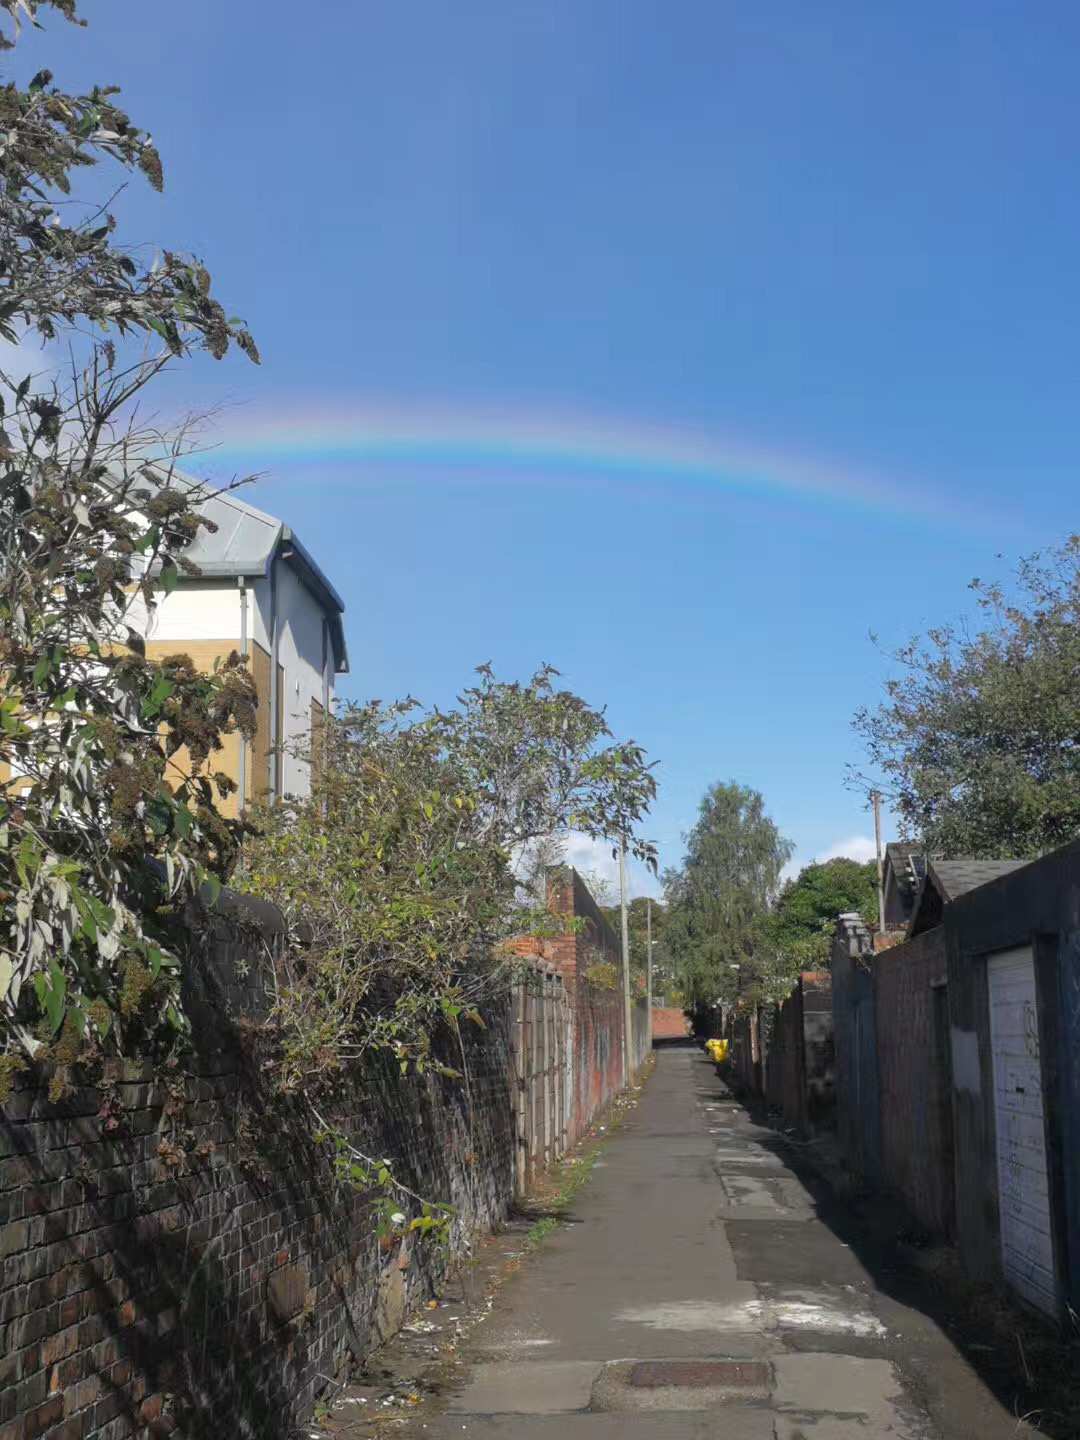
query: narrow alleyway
[{"left": 405, "top": 1046, "right": 1041, "bottom": 1439}]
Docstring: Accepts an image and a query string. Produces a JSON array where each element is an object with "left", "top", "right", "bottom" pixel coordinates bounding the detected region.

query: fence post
[
  {"left": 541, "top": 970, "right": 552, "bottom": 1169},
  {"left": 513, "top": 982, "right": 527, "bottom": 1197},
  {"left": 553, "top": 975, "right": 564, "bottom": 1158},
  {"left": 524, "top": 980, "right": 535, "bottom": 1192}
]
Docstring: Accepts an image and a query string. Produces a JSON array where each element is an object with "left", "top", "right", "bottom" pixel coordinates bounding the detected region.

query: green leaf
[
  {"left": 43, "top": 963, "right": 66, "bottom": 1035},
  {"left": 142, "top": 675, "right": 175, "bottom": 719},
  {"left": 73, "top": 890, "right": 116, "bottom": 943}
]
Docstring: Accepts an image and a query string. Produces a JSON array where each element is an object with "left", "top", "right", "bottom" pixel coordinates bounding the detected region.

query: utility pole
[
  {"left": 646, "top": 896, "right": 654, "bottom": 1051},
  {"left": 872, "top": 790, "right": 885, "bottom": 935},
  {"left": 619, "top": 835, "right": 633, "bottom": 1085}
]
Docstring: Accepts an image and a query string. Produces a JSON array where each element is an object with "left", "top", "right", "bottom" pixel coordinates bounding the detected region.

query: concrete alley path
[{"left": 408, "top": 1047, "right": 1037, "bottom": 1439}]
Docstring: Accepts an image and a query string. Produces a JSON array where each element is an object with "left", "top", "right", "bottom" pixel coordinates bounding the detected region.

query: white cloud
[
  {"left": 817, "top": 834, "right": 878, "bottom": 864},
  {"left": 781, "top": 834, "right": 878, "bottom": 886},
  {"left": 560, "top": 831, "right": 663, "bottom": 905}
]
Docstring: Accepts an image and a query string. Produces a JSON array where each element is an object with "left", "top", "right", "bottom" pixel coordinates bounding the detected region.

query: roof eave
[{"left": 281, "top": 529, "right": 346, "bottom": 615}]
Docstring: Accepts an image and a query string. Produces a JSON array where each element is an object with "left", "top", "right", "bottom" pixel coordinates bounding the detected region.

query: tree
[
  {"left": 854, "top": 536, "right": 1080, "bottom": 859},
  {"left": 0, "top": 1, "right": 258, "bottom": 1083},
  {"left": 599, "top": 895, "right": 666, "bottom": 978},
  {"left": 766, "top": 857, "right": 878, "bottom": 980},
  {"left": 662, "top": 781, "right": 792, "bottom": 1012},
  {"left": 238, "top": 665, "right": 658, "bottom": 1092}
]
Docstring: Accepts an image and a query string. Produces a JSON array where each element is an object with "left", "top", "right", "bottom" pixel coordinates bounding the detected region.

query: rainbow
[{"left": 208, "top": 398, "right": 964, "bottom": 523}]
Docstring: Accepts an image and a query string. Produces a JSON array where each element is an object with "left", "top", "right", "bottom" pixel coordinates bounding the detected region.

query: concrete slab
[
  {"left": 725, "top": 1217, "right": 872, "bottom": 1288},
  {"left": 613, "top": 1294, "right": 884, "bottom": 1339},
  {"left": 420, "top": 1413, "right": 771, "bottom": 1439},
  {"left": 712, "top": 1146, "right": 786, "bottom": 1169},
  {"left": 447, "top": 1360, "right": 600, "bottom": 1414},
  {"left": 773, "top": 1352, "right": 931, "bottom": 1438}
]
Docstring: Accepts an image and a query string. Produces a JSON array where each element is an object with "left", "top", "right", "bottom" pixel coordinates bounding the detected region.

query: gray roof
[
  {"left": 144, "top": 470, "right": 348, "bottom": 673},
  {"left": 928, "top": 859, "right": 1029, "bottom": 901},
  {"left": 884, "top": 841, "right": 925, "bottom": 898},
  {"left": 182, "top": 486, "right": 282, "bottom": 579},
  {"left": 905, "top": 855, "right": 1030, "bottom": 937}
]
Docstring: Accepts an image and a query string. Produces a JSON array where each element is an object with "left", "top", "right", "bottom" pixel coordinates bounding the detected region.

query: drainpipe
[
  {"left": 320, "top": 616, "right": 330, "bottom": 715},
  {"left": 268, "top": 546, "right": 280, "bottom": 802},
  {"left": 237, "top": 576, "right": 249, "bottom": 812}
]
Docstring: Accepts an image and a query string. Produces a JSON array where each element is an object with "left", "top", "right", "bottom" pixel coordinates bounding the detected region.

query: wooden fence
[{"left": 511, "top": 965, "right": 571, "bottom": 1195}]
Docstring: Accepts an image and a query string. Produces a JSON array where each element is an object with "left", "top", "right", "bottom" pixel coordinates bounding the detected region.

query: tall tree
[
  {"left": 766, "top": 857, "right": 878, "bottom": 981},
  {"left": 0, "top": 1, "right": 258, "bottom": 1079},
  {"left": 854, "top": 536, "right": 1080, "bottom": 859},
  {"left": 662, "top": 781, "right": 792, "bottom": 1011}
]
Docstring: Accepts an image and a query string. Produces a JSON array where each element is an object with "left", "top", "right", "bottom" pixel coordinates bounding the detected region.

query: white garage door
[{"left": 988, "top": 947, "right": 1059, "bottom": 1316}]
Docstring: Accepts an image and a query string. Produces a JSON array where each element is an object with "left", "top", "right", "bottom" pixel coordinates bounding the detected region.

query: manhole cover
[{"left": 629, "top": 1361, "right": 770, "bottom": 1390}]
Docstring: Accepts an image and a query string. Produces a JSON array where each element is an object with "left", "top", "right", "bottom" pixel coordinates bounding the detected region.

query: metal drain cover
[
  {"left": 592, "top": 1357, "right": 773, "bottom": 1412},
  {"left": 629, "top": 1360, "right": 770, "bottom": 1390}
]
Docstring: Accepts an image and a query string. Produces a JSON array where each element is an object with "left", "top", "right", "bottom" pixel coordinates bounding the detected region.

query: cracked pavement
[{"left": 340, "top": 1046, "right": 1042, "bottom": 1439}]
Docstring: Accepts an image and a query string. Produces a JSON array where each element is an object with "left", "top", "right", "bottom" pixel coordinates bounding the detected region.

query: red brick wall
[
  {"left": 873, "top": 925, "right": 954, "bottom": 1235},
  {"left": 651, "top": 1008, "right": 689, "bottom": 1040},
  {"left": 512, "top": 869, "right": 645, "bottom": 1147}
]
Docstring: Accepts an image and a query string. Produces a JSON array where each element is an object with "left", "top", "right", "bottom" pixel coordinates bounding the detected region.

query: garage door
[{"left": 988, "top": 947, "right": 1060, "bottom": 1316}]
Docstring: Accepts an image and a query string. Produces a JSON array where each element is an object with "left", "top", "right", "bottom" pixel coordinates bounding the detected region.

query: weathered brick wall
[
  {"left": 831, "top": 915, "right": 882, "bottom": 1184},
  {"left": 801, "top": 973, "right": 834, "bottom": 1130},
  {"left": 778, "top": 988, "right": 804, "bottom": 1128},
  {"left": 724, "top": 1011, "right": 757, "bottom": 1093},
  {"left": 874, "top": 925, "right": 953, "bottom": 1235},
  {"left": 513, "top": 868, "right": 646, "bottom": 1147},
  {"left": 551, "top": 869, "right": 646, "bottom": 1134},
  {"left": 762, "top": 1005, "right": 784, "bottom": 1110},
  {"left": 757, "top": 977, "right": 832, "bottom": 1136},
  {"left": 651, "top": 1009, "right": 689, "bottom": 1041},
  {"left": 0, "top": 901, "right": 515, "bottom": 1440}
]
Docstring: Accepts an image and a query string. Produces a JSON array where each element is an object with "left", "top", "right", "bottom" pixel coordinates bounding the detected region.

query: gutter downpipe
[
  {"left": 268, "top": 545, "right": 281, "bottom": 803},
  {"left": 320, "top": 616, "right": 330, "bottom": 716},
  {"left": 238, "top": 576, "right": 249, "bottom": 812}
]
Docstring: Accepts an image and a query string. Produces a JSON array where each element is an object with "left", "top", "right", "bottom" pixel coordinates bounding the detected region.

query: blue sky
[{"left": 24, "top": 2, "right": 1080, "bottom": 893}]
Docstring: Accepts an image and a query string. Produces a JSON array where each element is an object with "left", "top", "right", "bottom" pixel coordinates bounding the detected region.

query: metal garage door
[{"left": 987, "top": 947, "right": 1060, "bottom": 1316}]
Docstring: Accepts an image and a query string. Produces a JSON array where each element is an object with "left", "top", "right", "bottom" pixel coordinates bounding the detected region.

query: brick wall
[
  {"left": 756, "top": 975, "right": 833, "bottom": 1136},
  {"left": 778, "top": 987, "right": 803, "bottom": 1128},
  {"left": 801, "top": 973, "right": 834, "bottom": 1129},
  {"left": 0, "top": 899, "right": 515, "bottom": 1440},
  {"left": 512, "top": 868, "right": 646, "bottom": 1148},
  {"left": 873, "top": 926, "right": 953, "bottom": 1236},
  {"left": 831, "top": 915, "right": 882, "bottom": 1184},
  {"left": 762, "top": 1005, "right": 784, "bottom": 1111},
  {"left": 651, "top": 1009, "right": 689, "bottom": 1041},
  {"left": 725, "top": 1010, "right": 758, "bottom": 1095}
]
